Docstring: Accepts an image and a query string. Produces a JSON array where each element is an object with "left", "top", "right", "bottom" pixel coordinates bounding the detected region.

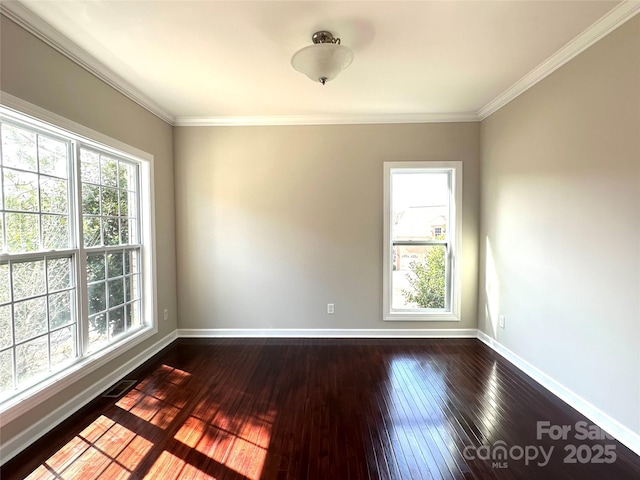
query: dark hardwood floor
[{"left": 2, "top": 338, "right": 640, "bottom": 479}]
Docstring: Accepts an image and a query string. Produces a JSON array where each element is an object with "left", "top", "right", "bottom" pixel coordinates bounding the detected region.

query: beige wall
[
  {"left": 0, "top": 15, "right": 177, "bottom": 444},
  {"left": 175, "top": 123, "right": 479, "bottom": 330},
  {"left": 479, "top": 16, "right": 640, "bottom": 431}
]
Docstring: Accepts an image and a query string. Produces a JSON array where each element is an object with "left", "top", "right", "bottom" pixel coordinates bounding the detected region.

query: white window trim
[
  {"left": 0, "top": 92, "right": 158, "bottom": 424},
  {"left": 383, "top": 161, "right": 462, "bottom": 322}
]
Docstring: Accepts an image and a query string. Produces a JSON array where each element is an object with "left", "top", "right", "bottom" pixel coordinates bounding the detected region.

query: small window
[{"left": 383, "top": 162, "right": 462, "bottom": 321}]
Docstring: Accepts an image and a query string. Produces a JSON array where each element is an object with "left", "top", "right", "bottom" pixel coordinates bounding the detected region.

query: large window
[
  {"left": 0, "top": 103, "right": 155, "bottom": 415},
  {"left": 383, "top": 162, "right": 462, "bottom": 321}
]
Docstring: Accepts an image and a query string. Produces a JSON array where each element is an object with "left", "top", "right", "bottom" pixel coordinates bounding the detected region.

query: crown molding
[
  {"left": 3, "top": 0, "right": 638, "bottom": 127},
  {"left": 478, "top": 0, "right": 640, "bottom": 120},
  {"left": 174, "top": 112, "right": 479, "bottom": 127},
  {"left": 0, "top": 1, "right": 176, "bottom": 125}
]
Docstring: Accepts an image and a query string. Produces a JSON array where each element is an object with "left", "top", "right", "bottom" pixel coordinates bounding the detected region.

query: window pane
[
  {"left": 108, "top": 278, "right": 124, "bottom": 307},
  {"left": 103, "top": 218, "right": 119, "bottom": 246},
  {"left": 0, "top": 349, "right": 14, "bottom": 394},
  {"left": 125, "top": 190, "right": 138, "bottom": 220},
  {"left": 109, "top": 306, "right": 125, "bottom": 339},
  {"left": 86, "top": 253, "right": 105, "bottom": 282},
  {"left": 50, "top": 326, "right": 75, "bottom": 367},
  {"left": 119, "top": 189, "right": 129, "bottom": 216},
  {"left": 14, "top": 297, "right": 47, "bottom": 343},
  {"left": 49, "top": 291, "right": 73, "bottom": 329},
  {"left": 16, "top": 334, "right": 48, "bottom": 384},
  {"left": 128, "top": 217, "right": 138, "bottom": 245},
  {"left": 391, "top": 172, "right": 449, "bottom": 242},
  {"left": 80, "top": 149, "right": 100, "bottom": 184},
  {"left": 42, "top": 215, "right": 69, "bottom": 250},
  {"left": 124, "top": 275, "right": 132, "bottom": 302},
  {"left": 126, "top": 301, "right": 141, "bottom": 330},
  {"left": 82, "top": 184, "right": 100, "bottom": 215},
  {"left": 38, "top": 135, "right": 68, "bottom": 178},
  {"left": 102, "top": 187, "right": 119, "bottom": 216},
  {"left": 6, "top": 212, "right": 39, "bottom": 253},
  {"left": 0, "top": 305, "right": 12, "bottom": 349},
  {"left": 40, "top": 177, "right": 68, "bottom": 214},
  {"left": 47, "top": 257, "right": 72, "bottom": 292},
  {"left": 88, "top": 313, "right": 107, "bottom": 350},
  {"left": 101, "top": 156, "right": 118, "bottom": 187},
  {"left": 88, "top": 282, "right": 106, "bottom": 316},
  {"left": 0, "top": 262, "right": 9, "bottom": 303},
  {"left": 12, "top": 259, "right": 45, "bottom": 301},
  {"left": 125, "top": 249, "right": 140, "bottom": 275},
  {"left": 125, "top": 274, "right": 141, "bottom": 302},
  {"left": 107, "top": 251, "right": 123, "bottom": 278},
  {"left": 1, "top": 124, "right": 37, "bottom": 171},
  {"left": 120, "top": 219, "right": 130, "bottom": 244},
  {"left": 392, "top": 245, "right": 446, "bottom": 310},
  {"left": 118, "top": 161, "right": 136, "bottom": 191},
  {"left": 83, "top": 216, "right": 101, "bottom": 247},
  {"left": 3, "top": 169, "right": 38, "bottom": 212}
]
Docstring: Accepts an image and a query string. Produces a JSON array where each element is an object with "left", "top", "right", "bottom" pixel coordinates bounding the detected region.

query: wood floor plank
[{"left": 3, "top": 338, "right": 640, "bottom": 480}]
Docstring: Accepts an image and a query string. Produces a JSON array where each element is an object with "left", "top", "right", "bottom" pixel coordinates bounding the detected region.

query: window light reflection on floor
[
  {"left": 24, "top": 362, "right": 275, "bottom": 479},
  {"left": 25, "top": 415, "right": 154, "bottom": 479},
  {"left": 169, "top": 396, "right": 275, "bottom": 479}
]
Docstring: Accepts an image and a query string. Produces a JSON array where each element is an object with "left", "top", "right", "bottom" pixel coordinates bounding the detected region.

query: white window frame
[
  {"left": 383, "top": 161, "right": 462, "bottom": 321},
  {"left": 0, "top": 93, "right": 157, "bottom": 423}
]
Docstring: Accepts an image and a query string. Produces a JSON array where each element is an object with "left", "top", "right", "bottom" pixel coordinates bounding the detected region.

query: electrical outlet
[
  {"left": 327, "top": 303, "right": 335, "bottom": 315},
  {"left": 163, "top": 309, "right": 169, "bottom": 321},
  {"left": 499, "top": 315, "right": 505, "bottom": 329}
]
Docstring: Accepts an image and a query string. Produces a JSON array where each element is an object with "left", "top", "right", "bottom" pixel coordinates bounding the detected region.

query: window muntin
[
  {"left": 0, "top": 255, "right": 77, "bottom": 392},
  {"left": 80, "top": 148, "right": 139, "bottom": 248},
  {"left": 383, "top": 162, "right": 462, "bottom": 321},
  {"left": 85, "top": 248, "right": 142, "bottom": 352},
  {"left": 1, "top": 124, "right": 71, "bottom": 253},
  {"left": 0, "top": 109, "right": 151, "bottom": 404}
]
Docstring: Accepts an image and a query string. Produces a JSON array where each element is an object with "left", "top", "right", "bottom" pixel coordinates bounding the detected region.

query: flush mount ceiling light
[{"left": 291, "top": 31, "right": 354, "bottom": 85}]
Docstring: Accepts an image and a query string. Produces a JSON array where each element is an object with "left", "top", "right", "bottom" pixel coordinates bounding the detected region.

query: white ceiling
[{"left": 4, "top": 1, "right": 639, "bottom": 125}]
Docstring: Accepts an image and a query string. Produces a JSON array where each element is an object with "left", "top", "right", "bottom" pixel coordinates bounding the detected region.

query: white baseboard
[
  {"left": 177, "top": 328, "right": 478, "bottom": 338},
  {"left": 0, "top": 330, "right": 178, "bottom": 466},
  {"left": 477, "top": 330, "right": 640, "bottom": 457}
]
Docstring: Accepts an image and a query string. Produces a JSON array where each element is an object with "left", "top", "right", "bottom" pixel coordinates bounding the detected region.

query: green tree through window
[{"left": 401, "top": 245, "right": 446, "bottom": 309}]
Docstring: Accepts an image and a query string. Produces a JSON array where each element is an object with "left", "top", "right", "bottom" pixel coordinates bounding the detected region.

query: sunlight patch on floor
[
  {"left": 24, "top": 415, "right": 153, "bottom": 479},
  {"left": 170, "top": 400, "right": 276, "bottom": 480},
  {"left": 116, "top": 364, "right": 189, "bottom": 427}
]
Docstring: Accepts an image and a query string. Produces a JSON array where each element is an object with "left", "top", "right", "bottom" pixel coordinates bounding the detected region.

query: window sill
[
  {"left": 0, "top": 325, "right": 156, "bottom": 425},
  {"left": 384, "top": 312, "right": 461, "bottom": 322}
]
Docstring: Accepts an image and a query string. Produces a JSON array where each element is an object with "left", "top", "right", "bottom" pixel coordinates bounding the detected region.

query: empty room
[{"left": 0, "top": 0, "right": 639, "bottom": 478}]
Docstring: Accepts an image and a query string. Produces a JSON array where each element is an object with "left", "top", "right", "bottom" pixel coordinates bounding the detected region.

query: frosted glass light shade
[{"left": 291, "top": 43, "right": 354, "bottom": 84}]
